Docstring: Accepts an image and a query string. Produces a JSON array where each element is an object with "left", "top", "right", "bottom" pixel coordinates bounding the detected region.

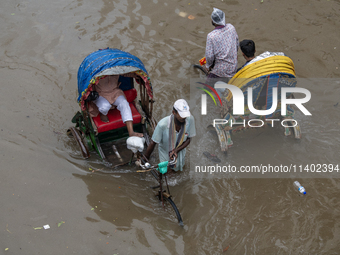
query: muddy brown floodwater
[{"left": 1, "top": 0, "right": 340, "bottom": 254}]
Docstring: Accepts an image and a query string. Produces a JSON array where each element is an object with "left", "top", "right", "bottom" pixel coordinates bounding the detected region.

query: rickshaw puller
[
  {"left": 144, "top": 99, "right": 196, "bottom": 172},
  {"left": 205, "top": 8, "right": 239, "bottom": 78}
]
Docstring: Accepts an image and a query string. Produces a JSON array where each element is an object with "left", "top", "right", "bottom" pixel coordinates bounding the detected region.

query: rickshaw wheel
[
  {"left": 94, "top": 136, "right": 106, "bottom": 160},
  {"left": 142, "top": 124, "right": 151, "bottom": 146},
  {"left": 193, "top": 64, "right": 208, "bottom": 76},
  {"left": 66, "top": 129, "right": 73, "bottom": 138},
  {"left": 149, "top": 169, "right": 183, "bottom": 226},
  {"left": 162, "top": 196, "right": 184, "bottom": 226},
  {"left": 142, "top": 118, "right": 157, "bottom": 147},
  {"left": 69, "top": 127, "right": 90, "bottom": 159}
]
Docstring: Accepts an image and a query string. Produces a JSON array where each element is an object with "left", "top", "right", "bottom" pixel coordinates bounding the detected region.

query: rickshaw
[
  {"left": 68, "top": 48, "right": 157, "bottom": 166},
  {"left": 195, "top": 52, "right": 301, "bottom": 152},
  {"left": 68, "top": 49, "right": 184, "bottom": 224}
]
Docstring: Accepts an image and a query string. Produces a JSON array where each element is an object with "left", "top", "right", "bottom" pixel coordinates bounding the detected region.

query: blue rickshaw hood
[{"left": 77, "top": 48, "right": 149, "bottom": 102}]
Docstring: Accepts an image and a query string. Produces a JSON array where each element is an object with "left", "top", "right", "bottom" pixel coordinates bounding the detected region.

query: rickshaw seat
[{"left": 92, "top": 88, "right": 142, "bottom": 133}]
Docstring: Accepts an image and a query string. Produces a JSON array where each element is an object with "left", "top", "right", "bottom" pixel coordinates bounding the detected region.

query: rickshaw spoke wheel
[
  {"left": 69, "top": 127, "right": 90, "bottom": 159},
  {"left": 161, "top": 195, "right": 183, "bottom": 226},
  {"left": 66, "top": 129, "right": 73, "bottom": 138},
  {"left": 193, "top": 64, "right": 208, "bottom": 75},
  {"left": 150, "top": 170, "right": 183, "bottom": 225},
  {"left": 142, "top": 124, "right": 151, "bottom": 146},
  {"left": 94, "top": 136, "right": 106, "bottom": 160}
]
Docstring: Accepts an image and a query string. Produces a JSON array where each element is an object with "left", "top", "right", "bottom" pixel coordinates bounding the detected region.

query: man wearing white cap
[
  {"left": 145, "top": 99, "right": 196, "bottom": 172},
  {"left": 205, "top": 8, "right": 239, "bottom": 78}
]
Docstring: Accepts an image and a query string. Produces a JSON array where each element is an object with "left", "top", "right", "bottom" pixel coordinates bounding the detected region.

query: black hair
[
  {"left": 173, "top": 107, "right": 178, "bottom": 114},
  {"left": 240, "top": 39, "right": 255, "bottom": 58}
]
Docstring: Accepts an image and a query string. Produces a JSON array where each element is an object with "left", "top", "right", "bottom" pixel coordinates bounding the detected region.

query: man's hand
[
  {"left": 203, "top": 65, "right": 210, "bottom": 74},
  {"left": 169, "top": 149, "right": 177, "bottom": 160}
]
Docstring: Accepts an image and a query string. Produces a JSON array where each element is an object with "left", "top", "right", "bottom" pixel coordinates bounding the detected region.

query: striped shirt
[{"left": 205, "top": 24, "right": 239, "bottom": 77}]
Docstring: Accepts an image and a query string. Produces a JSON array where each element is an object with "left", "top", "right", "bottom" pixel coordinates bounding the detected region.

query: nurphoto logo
[{"left": 199, "top": 81, "right": 312, "bottom": 128}]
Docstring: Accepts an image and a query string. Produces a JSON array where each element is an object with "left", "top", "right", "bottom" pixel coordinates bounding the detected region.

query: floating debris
[
  {"left": 58, "top": 221, "right": 65, "bottom": 227},
  {"left": 178, "top": 11, "right": 187, "bottom": 18},
  {"left": 223, "top": 245, "right": 230, "bottom": 252}
]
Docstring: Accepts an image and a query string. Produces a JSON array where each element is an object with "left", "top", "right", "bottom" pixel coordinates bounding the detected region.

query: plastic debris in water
[
  {"left": 178, "top": 12, "right": 187, "bottom": 17},
  {"left": 294, "top": 181, "right": 306, "bottom": 195},
  {"left": 58, "top": 221, "right": 65, "bottom": 227},
  {"left": 223, "top": 245, "right": 230, "bottom": 252}
]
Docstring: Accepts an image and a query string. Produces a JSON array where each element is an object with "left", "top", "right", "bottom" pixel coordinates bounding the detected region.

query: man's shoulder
[
  {"left": 208, "top": 24, "right": 236, "bottom": 37},
  {"left": 225, "top": 23, "right": 236, "bottom": 29},
  {"left": 188, "top": 115, "right": 195, "bottom": 122},
  {"left": 207, "top": 28, "right": 221, "bottom": 37},
  {"left": 152, "top": 116, "right": 169, "bottom": 143},
  {"left": 186, "top": 115, "right": 195, "bottom": 126},
  {"left": 207, "top": 30, "right": 216, "bottom": 38},
  {"left": 224, "top": 23, "right": 237, "bottom": 34},
  {"left": 157, "top": 116, "right": 170, "bottom": 128}
]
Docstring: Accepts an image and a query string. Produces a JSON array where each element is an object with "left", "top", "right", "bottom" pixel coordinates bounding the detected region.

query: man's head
[
  {"left": 211, "top": 8, "right": 225, "bottom": 26},
  {"left": 240, "top": 39, "right": 256, "bottom": 60},
  {"left": 173, "top": 99, "right": 190, "bottom": 123}
]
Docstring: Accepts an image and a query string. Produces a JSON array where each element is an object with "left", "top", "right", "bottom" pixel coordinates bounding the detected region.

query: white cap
[
  {"left": 174, "top": 99, "right": 191, "bottom": 118},
  {"left": 211, "top": 8, "right": 225, "bottom": 26}
]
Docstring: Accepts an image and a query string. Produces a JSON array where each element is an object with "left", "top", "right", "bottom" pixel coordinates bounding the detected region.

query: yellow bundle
[{"left": 227, "top": 56, "right": 295, "bottom": 101}]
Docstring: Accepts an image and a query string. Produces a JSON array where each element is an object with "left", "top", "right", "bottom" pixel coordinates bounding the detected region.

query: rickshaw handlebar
[{"left": 138, "top": 153, "right": 177, "bottom": 171}]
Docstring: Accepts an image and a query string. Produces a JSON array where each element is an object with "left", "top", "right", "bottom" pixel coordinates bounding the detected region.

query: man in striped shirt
[{"left": 205, "top": 8, "right": 239, "bottom": 79}]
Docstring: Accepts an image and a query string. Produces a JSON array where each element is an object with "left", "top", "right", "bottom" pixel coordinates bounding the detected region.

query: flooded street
[{"left": 1, "top": 0, "right": 340, "bottom": 254}]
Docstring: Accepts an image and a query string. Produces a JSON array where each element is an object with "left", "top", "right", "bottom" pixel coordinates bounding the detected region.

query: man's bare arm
[
  {"left": 170, "top": 138, "right": 191, "bottom": 158},
  {"left": 144, "top": 140, "right": 156, "bottom": 160}
]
